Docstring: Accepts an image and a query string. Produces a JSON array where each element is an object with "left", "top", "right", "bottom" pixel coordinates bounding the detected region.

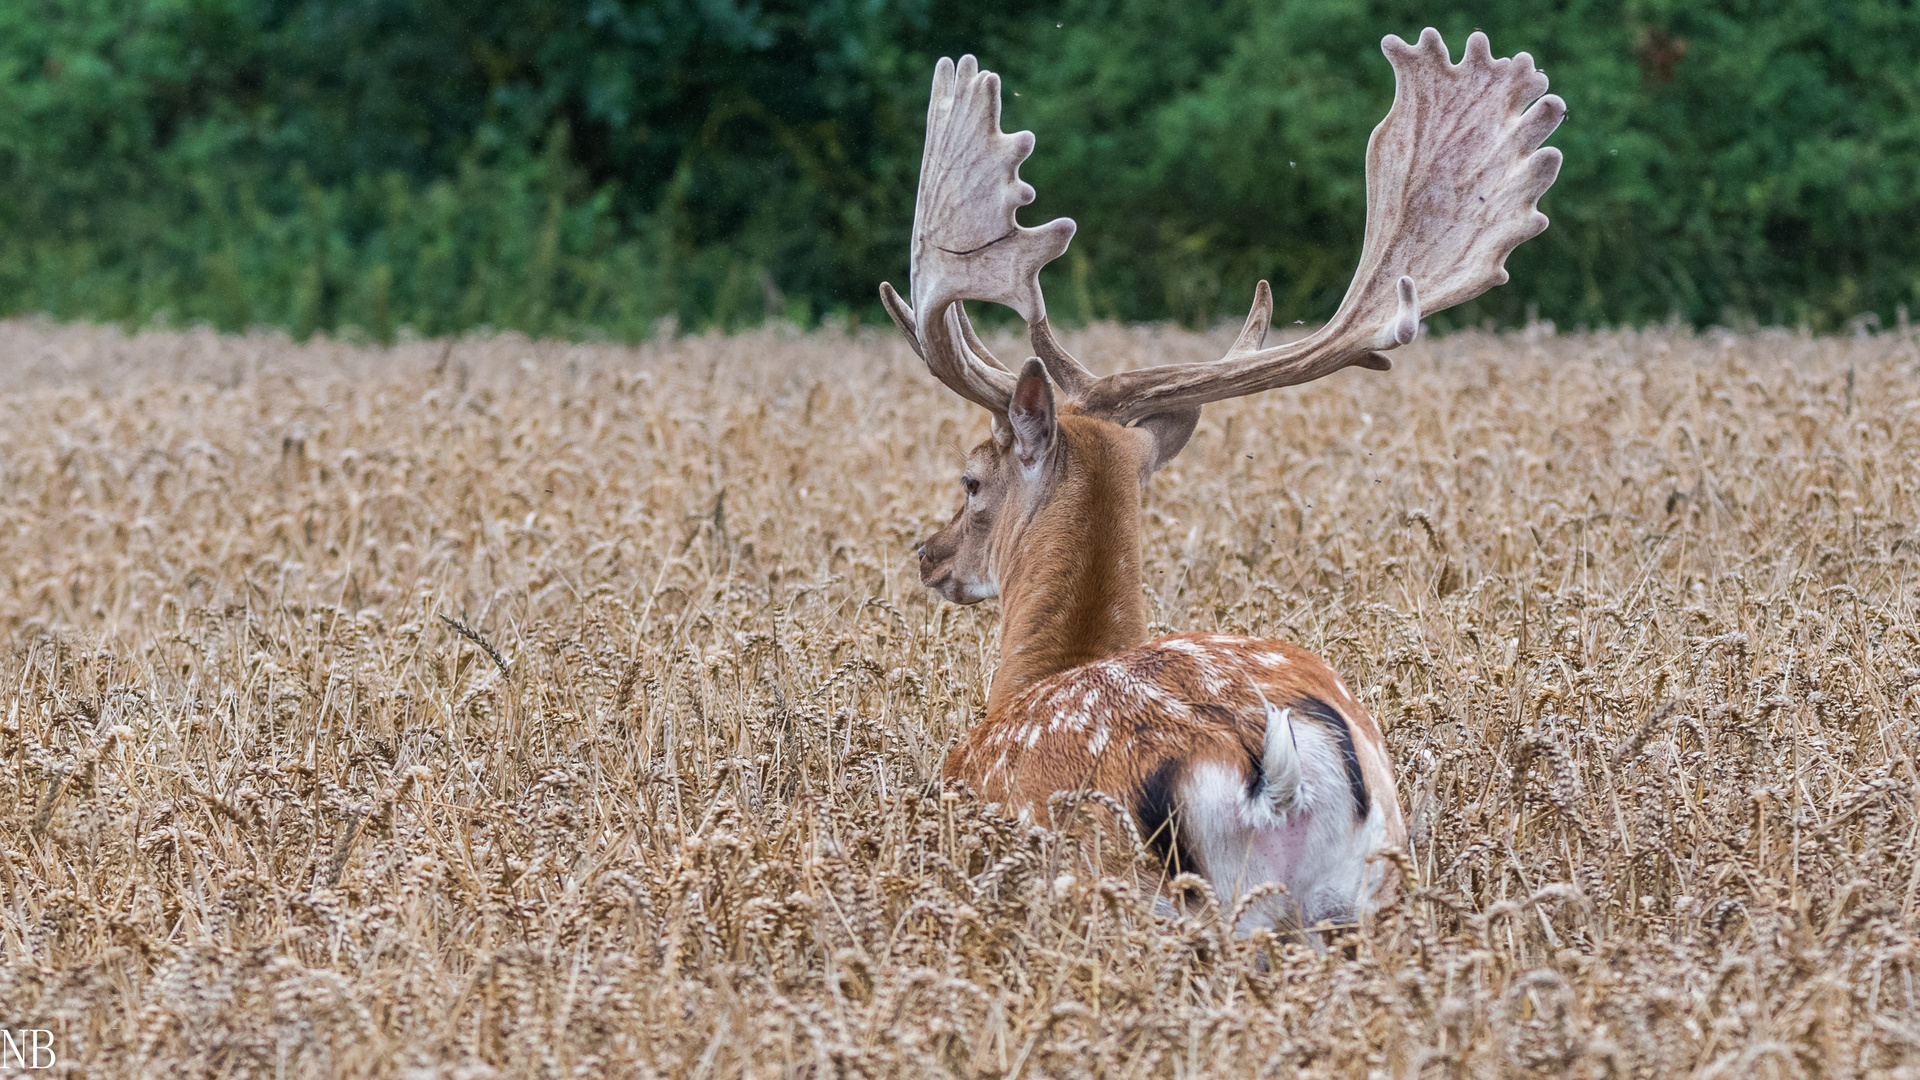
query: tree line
[{"left": 1, "top": 0, "right": 1915, "bottom": 340}]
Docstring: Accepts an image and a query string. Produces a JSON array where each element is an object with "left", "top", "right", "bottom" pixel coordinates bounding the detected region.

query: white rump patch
[{"left": 1177, "top": 712, "right": 1391, "bottom": 936}]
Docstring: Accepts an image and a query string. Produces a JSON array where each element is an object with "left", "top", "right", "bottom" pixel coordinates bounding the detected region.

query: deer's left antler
[{"left": 879, "top": 55, "right": 1080, "bottom": 415}]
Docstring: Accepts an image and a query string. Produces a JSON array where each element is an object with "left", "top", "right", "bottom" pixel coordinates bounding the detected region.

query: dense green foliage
[{"left": 2, "top": 0, "right": 1917, "bottom": 338}]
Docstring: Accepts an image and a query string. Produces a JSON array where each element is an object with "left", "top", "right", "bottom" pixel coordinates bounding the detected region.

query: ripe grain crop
[{"left": 2, "top": 317, "right": 1919, "bottom": 1078}]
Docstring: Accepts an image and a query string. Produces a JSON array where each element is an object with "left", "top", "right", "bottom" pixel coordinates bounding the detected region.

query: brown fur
[
  {"left": 944, "top": 633, "right": 1406, "bottom": 855},
  {"left": 920, "top": 388, "right": 1406, "bottom": 904},
  {"left": 986, "top": 412, "right": 1152, "bottom": 713},
  {"left": 919, "top": 406, "right": 1156, "bottom": 711}
]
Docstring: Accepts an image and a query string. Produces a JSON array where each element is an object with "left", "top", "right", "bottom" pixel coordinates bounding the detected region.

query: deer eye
[{"left": 962, "top": 476, "right": 981, "bottom": 497}]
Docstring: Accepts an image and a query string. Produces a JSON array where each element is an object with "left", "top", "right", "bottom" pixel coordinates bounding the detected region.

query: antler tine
[
  {"left": 1077, "top": 28, "right": 1564, "bottom": 425},
  {"left": 878, "top": 55, "right": 1077, "bottom": 414},
  {"left": 1226, "top": 280, "right": 1275, "bottom": 358},
  {"left": 1028, "top": 316, "right": 1095, "bottom": 396},
  {"left": 933, "top": 284, "right": 1095, "bottom": 395},
  {"left": 954, "top": 302, "right": 1010, "bottom": 372},
  {"left": 896, "top": 268, "right": 1095, "bottom": 396},
  {"left": 879, "top": 281, "right": 922, "bottom": 358},
  {"left": 881, "top": 281, "right": 1025, "bottom": 412},
  {"left": 893, "top": 264, "right": 1092, "bottom": 393}
]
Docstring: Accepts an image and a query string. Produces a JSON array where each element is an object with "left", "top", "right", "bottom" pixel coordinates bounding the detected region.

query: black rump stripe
[
  {"left": 1135, "top": 758, "right": 1199, "bottom": 877},
  {"left": 1297, "top": 696, "right": 1370, "bottom": 822}
]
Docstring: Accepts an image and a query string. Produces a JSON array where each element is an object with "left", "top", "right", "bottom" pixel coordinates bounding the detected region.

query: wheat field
[{"left": 2, "top": 316, "right": 1918, "bottom": 1078}]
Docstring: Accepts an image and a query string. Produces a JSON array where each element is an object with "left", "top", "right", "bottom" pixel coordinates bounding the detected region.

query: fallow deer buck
[{"left": 882, "top": 29, "right": 1563, "bottom": 932}]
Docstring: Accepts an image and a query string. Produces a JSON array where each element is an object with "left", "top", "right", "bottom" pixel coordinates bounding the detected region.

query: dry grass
[{"left": 2, "top": 316, "right": 1919, "bottom": 1079}]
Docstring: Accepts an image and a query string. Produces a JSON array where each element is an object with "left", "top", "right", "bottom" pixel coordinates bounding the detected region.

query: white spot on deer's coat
[
  {"left": 1254, "top": 651, "right": 1289, "bottom": 667},
  {"left": 1088, "top": 727, "right": 1110, "bottom": 755},
  {"left": 1024, "top": 725, "right": 1042, "bottom": 748},
  {"left": 1053, "top": 708, "right": 1091, "bottom": 732},
  {"left": 1132, "top": 680, "right": 1186, "bottom": 713},
  {"left": 1162, "top": 639, "right": 1207, "bottom": 657}
]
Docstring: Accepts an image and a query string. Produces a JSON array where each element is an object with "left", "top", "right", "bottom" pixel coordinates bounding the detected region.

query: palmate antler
[
  {"left": 881, "top": 29, "right": 1565, "bottom": 430},
  {"left": 878, "top": 55, "right": 1105, "bottom": 421},
  {"left": 878, "top": 56, "right": 1066, "bottom": 415}
]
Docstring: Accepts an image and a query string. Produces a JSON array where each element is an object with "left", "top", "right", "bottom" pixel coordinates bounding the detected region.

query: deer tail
[{"left": 1254, "top": 687, "right": 1301, "bottom": 815}]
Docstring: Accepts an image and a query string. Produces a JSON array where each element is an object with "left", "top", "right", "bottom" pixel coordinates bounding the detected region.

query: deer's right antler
[
  {"left": 879, "top": 55, "right": 1078, "bottom": 417},
  {"left": 1076, "top": 29, "right": 1565, "bottom": 423}
]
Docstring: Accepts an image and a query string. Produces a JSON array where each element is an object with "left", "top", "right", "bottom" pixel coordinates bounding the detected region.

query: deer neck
[{"left": 986, "top": 429, "right": 1148, "bottom": 716}]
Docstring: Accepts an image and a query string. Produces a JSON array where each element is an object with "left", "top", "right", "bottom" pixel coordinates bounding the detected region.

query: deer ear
[
  {"left": 1008, "top": 359, "right": 1055, "bottom": 468},
  {"left": 1135, "top": 408, "right": 1200, "bottom": 475}
]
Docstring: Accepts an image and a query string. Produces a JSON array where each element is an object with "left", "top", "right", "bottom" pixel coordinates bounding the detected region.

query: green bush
[{"left": 2, "top": 0, "right": 1917, "bottom": 338}]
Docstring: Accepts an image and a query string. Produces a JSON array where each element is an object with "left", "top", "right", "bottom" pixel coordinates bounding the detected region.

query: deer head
[{"left": 886, "top": 32, "right": 1564, "bottom": 704}]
